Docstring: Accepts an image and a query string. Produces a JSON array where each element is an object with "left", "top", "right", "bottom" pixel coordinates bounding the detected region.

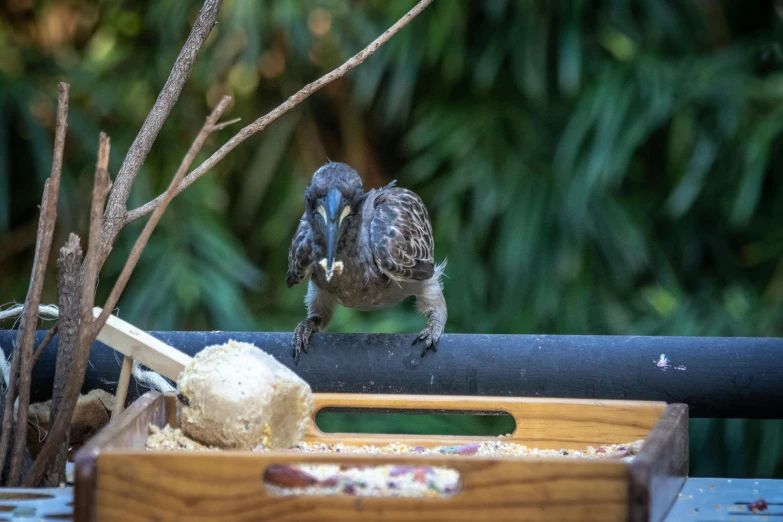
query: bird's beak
[{"left": 322, "top": 188, "right": 344, "bottom": 282}]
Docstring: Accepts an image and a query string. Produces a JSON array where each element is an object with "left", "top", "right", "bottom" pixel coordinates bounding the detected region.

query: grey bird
[{"left": 286, "top": 162, "right": 447, "bottom": 364}]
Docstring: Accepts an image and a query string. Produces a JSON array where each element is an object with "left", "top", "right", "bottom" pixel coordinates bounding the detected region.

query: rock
[{"left": 176, "top": 340, "right": 313, "bottom": 450}]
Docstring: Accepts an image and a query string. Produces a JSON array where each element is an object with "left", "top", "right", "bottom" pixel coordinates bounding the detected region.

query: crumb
[
  {"left": 748, "top": 498, "right": 768, "bottom": 513},
  {"left": 146, "top": 426, "right": 643, "bottom": 462},
  {"left": 145, "top": 425, "right": 216, "bottom": 451}
]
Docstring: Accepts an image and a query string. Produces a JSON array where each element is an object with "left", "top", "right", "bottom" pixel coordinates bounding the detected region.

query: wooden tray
[{"left": 73, "top": 392, "right": 688, "bottom": 522}]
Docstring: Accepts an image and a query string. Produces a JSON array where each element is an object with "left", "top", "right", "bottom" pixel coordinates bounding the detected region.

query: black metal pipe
[{"left": 1, "top": 330, "right": 781, "bottom": 419}]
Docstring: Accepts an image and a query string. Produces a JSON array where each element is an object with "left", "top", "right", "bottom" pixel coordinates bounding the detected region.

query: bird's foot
[
  {"left": 292, "top": 317, "right": 319, "bottom": 365},
  {"left": 412, "top": 325, "right": 441, "bottom": 357}
]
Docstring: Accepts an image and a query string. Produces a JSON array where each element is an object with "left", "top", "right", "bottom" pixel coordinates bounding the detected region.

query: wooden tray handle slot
[{"left": 309, "top": 393, "right": 517, "bottom": 440}]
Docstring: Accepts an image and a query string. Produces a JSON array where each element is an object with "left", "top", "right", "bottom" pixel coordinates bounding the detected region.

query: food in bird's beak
[
  {"left": 321, "top": 188, "right": 345, "bottom": 282},
  {"left": 319, "top": 258, "right": 344, "bottom": 282}
]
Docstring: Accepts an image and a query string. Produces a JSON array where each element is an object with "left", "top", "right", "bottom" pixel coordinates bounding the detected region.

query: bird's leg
[
  {"left": 412, "top": 277, "right": 447, "bottom": 357},
  {"left": 292, "top": 281, "right": 336, "bottom": 364},
  {"left": 292, "top": 316, "right": 320, "bottom": 364}
]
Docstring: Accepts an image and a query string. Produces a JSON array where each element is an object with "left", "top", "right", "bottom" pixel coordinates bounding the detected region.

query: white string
[
  {"left": 0, "top": 304, "right": 60, "bottom": 322},
  {"left": 132, "top": 361, "right": 175, "bottom": 393},
  {"left": 0, "top": 346, "right": 10, "bottom": 392},
  {"left": 0, "top": 304, "right": 174, "bottom": 394}
]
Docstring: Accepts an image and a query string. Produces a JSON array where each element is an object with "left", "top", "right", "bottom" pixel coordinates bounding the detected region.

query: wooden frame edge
[
  {"left": 74, "top": 391, "right": 164, "bottom": 522},
  {"left": 628, "top": 403, "right": 689, "bottom": 522}
]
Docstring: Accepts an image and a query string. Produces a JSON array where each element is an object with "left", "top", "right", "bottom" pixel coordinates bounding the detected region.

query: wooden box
[{"left": 73, "top": 392, "right": 688, "bottom": 522}]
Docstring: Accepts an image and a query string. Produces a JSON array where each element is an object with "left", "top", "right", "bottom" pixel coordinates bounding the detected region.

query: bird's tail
[{"left": 433, "top": 259, "right": 448, "bottom": 287}]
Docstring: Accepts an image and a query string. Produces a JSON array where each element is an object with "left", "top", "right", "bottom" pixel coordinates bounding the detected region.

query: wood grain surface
[
  {"left": 91, "top": 308, "right": 192, "bottom": 381},
  {"left": 93, "top": 451, "right": 630, "bottom": 522},
  {"left": 74, "top": 392, "right": 685, "bottom": 522},
  {"left": 305, "top": 393, "right": 667, "bottom": 449},
  {"left": 629, "top": 403, "right": 689, "bottom": 522}
]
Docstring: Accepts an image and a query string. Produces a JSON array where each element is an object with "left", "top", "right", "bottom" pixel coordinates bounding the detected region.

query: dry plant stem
[
  {"left": 212, "top": 117, "right": 241, "bottom": 131},
  {"left": 0, "top": 336, "right": 21, "bottom": 480},
  {"left": 23, "top": 67, "right": 230, "bottom": 487},
  {"left": 47, "top": 0, "right": 225, "bottom": 342},
  {"left": 21, "top": 0, "right": 431, "bottom": 485},
  {"left": 23, "top": 135, "right": 110, "bottom": 487},
  {"left": 32, "top": 323, "right": 58, "bottom": 368},
  {"left": 124, "top": 95, "right": 233, "bottom": 224},
  {"left": 94, "top": 98, "right": 230, "bottom": 331},
  {"left": 101, "top": 0, "right": 223, "bottom": 249},
  {"left": 125, "top": 0, "right": 435, "bottom": 222},
  {"left": 26, "top": 111, "right": 206, "bottom": 485},
  {"left": 43, "top": 234, "right": 83, "bottom": 487},
  {"left": 82, "top": 134, "right": 111, "bottom": 323},
  {"left": 2, "top": 83, "right": 69, "bottom": 486}
]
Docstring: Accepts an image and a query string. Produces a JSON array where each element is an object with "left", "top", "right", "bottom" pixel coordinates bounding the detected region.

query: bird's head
[{"left": 304, "top": 162, "right": 364, "bottom": 282}]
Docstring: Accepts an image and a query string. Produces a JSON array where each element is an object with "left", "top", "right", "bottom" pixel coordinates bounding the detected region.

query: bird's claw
[
  {"left": 292, "top": 342, "right": 308, "bottom": 365},
  {"left": 412, "top": 328, "right": 438, "bottom": 357},
  {"left": 292, "top": 319, "right": 315, "bottom": 365}
]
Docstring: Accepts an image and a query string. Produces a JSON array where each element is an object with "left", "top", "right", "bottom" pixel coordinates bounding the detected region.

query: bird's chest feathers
[
  {"left": 310, "top": 226, "right": 367, "bottom": 286},
  {"left": 308, "top": 225, "right": 402, "bottom": 309}
]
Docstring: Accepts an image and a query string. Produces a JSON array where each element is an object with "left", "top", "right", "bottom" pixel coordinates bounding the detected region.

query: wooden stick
[
  {"left": 38, "top": 0, "right": 228, "bottom": 362},
  {"left": 91, "top": 101, "right": 233, "bottom": 338},
  {"left": 92, "top": 308, "right": 192, "bottom": 381},
  {"left": 42, "top": 233, "right": 83, "bottom": 487},
  {"left": 2, "top": 82, "right": 69, "bottom": 486},
  {"left": 124, "top": 0, "right": 435, "bottom": 223},
  {"left": 123, "top": 95, "right": 233, "bottom": 224},
  {"left": 101, "top": 0, "right": 224, "bottom": 248},
  {"left": 31, "top": 323, "right": 58, "bottom": 368},
  {"left": 112, "top": 356, "right": 134, "bottom": 421},
  {"left": 80, "top": 133, "right": 111, "bottom": 323},
  {"left": 23, "top": 134, "right": 111, "bottom": 487}
]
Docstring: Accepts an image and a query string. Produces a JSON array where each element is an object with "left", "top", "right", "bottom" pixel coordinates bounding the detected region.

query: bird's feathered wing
[
  {"left": 286, "top": 214, "right": 313, "bottom": 287},
  {"left": 369, "top": 187, "right": 435, "bottom": 282}
]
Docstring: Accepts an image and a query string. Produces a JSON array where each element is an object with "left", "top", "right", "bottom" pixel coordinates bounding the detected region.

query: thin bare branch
[
  {"left": 81, "top": 134, "right": 111, "bottom": 324},
  {"left": 211, "top": 117, "right": 241, "bottom": 131},
  {"left": 100, "top": 0, "right": 223, "bottom": 248},
  {"left": 4, "top": 82, "right": 69, "bottom": 485},
  {"left": 23, "top": 134, "right": 110, "bottom": 487},
  {"left": 26, "top": 106, "right": 214, "bottom": 484},
  {"left": 95, "top": 98, "right": 232, "bottom": 329},
  {"left": 124, "top": 0, "right": 434, "bottom": 222},
  {"left": 124, "top": 95, "right": 233, "bottom": 224},
  {"left": 31, "top": 323, "right": 58, "bottom": 368},
  {"left": 0, "top": 331, "right": 21, "bottom": 479}
]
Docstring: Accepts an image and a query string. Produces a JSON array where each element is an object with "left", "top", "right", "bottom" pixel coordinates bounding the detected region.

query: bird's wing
[
  {"left": 286, "top": 215, "right": 314, "bottom": 287},
  {"left": 369, "top": 187, "right": 435, "bottom": 282}
]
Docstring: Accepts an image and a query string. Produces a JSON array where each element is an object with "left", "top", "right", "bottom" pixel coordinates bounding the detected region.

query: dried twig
[
  {"left": 25, "top": 103, "right": 220, "bottom": 483},
  {"left": 82, "top": 133, "right": 112, "bottom": 321},
  {"left": 124, "top": 95, "right": 234, "bottom": 224},
  {"left": 100, "top": 0, "right": 224, "bottom": 250},
  {"left": 0, "top": 330, "right": 21, "bottom": 479},
  {"left": 22, "top": 135, "right": 110, "bottom": 487},
  {"left": 94, "top": 98, "right": 232, "bottom": 331},
  {"left": 27, "top": 0, "right": 225, "bottom": 372},
  {"left": 44, "top": 234, "right": 82, "bottom": 487},
  {"left": 211, "top": 117, "right": 241, "bottom": 132},
  {"left": 31, "top": 323, "right": 58, "bottom": 368},
  {"left": 18, "top": 0, "right": 434, "bottom": 485},
  {"left": 124, "top": 0, "right": 435, "bottom": 222},
  {"left": 2, "top": 83, "right": 69, "bottom": 486}
]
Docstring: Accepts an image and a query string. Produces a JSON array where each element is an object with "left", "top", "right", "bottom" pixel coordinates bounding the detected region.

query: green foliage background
[{"left": 1, "top": 0, "right": 782, "bottom": 478}]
